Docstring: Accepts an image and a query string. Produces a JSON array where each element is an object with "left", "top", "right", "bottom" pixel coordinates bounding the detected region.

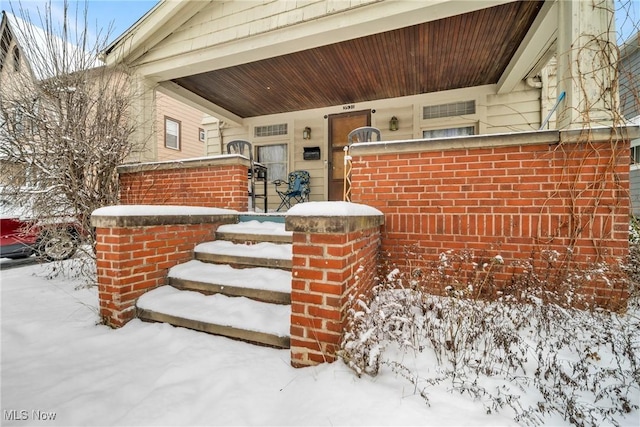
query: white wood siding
[
  {"left": 141, "top": 0, "right": 375, "bottom": 67},
  {"left": 486, "top": 81, "right": 542, "bottom": 133}
]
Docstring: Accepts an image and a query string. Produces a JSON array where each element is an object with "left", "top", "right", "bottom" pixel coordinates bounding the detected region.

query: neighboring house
[
  {"left": 102, "top": 0, "right": 621, "bottom": 211},
  {"left": 0, "top": 11, "right": 34, "bottom": 189},
  {"left": 621, "top": 32, "right": 640, "bottom": 215},
  {"left": 0, "top": 10, "right": 205, "bottom": 181},
  {"left": 155, "top": 91, "right": 207, "bottom": 162}
]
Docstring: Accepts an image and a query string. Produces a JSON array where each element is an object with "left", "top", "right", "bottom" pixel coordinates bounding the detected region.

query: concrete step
[
  {"left": 168, "top": 260, "right": 291, "bottom": 304},
  {"left": 238, "top": 214, "right": 285, "bottom": 224},
  {"left": 194, "top": 240, "right": 292, "bottom": 270},
  {"left": 215, "top": 220, "right": 292, "bottom": 244},
  {"left": 136, "top": 286, "right": 290, "bottom": 349}
]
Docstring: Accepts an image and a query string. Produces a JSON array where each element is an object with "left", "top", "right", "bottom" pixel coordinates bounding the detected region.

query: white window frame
[
  {"left": 164, "top": 117, "right": 180, "bottom": 150},
  {"left": 257, "top": 143, "right": 288, "bottom": 182},
  {"left": 422, "top": 125, "right": 476, "bottom": 140}
]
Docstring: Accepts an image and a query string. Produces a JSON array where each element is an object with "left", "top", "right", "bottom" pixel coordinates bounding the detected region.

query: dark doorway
[{"left": 327, "top": 110, "right": 370, "bottom": 201}]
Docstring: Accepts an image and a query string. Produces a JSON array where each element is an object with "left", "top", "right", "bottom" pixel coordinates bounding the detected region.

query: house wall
[
  {"left": 618, "top": 33, "right": 638, "bottom": 120},
  {"left": 620, "top": 33, "right": 640, "bottom": 215},
  {"left": 203, "top": 82, "right": 548, "bottom": 211},
  {"left": 0, "top": 16, "right": 36, "bottom": 190},
  {"left": 349, "top": 128, "right": 635, "bottom": 309},
  {"left": 156, "top": 91, "right": 207, "bottom": 161},
  {"left": 631, "top": 164, "right": 640, "bottom": 213}
]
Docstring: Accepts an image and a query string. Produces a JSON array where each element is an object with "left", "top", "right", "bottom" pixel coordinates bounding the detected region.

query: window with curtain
[
  {"left": 422, "top": 126, "right": 475, "bottom": 140},
  {"left": 165, "top": 117, "right": 180, "bottom": 150},
  {"left": 257, "top": 144, "right": 287, "bottom": 182}
]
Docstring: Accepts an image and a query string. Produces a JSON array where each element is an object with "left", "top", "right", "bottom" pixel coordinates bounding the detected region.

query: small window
[
  {"left": 165, "top": 117, "right": 180, "bottom": 150},
  {"left": 199, "top": 128, "right": 205, "bottom": 142},
  {"left": 423, "top": 126, "right": 475, "bottom": 140},
  {"left": 255, "top": 124, "right": 288, "bottom": 137},
  {"left": 632, "top": 145, "right": 640, "bottom": 165},
  {"left": 423, "top": 101, "right": 475, "bottom": 120},
  {"left": 13, "top": 46, "right": 20, "bottom": 72},
  {"left": 257, "top": 144, "right": 287, "bottom": 182}
]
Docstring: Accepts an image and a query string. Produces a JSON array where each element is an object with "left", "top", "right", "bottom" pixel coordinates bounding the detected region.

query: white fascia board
[
  {"left": 134, "top": 0, "right": 515, "bottom": 80},
  {"left": 156, "top": 81, "right": 244, "bottom": 126},
  {"left": 497, "top": 0, "right": 557, "bottom": 94},
  {"left": 102, "top": 1, "right": 211, "bottom": 66}
]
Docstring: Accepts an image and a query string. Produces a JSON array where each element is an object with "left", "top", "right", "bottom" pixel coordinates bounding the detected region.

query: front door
[{"left": 327, "top": 110, "right": 371, "bottom": 201}]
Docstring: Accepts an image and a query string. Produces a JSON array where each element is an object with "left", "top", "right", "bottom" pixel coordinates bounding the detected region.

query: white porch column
[
  {"left": 128, "top": 75, "right": 157, "bottom": 163},
  {"left": 556, "top": 0, "right": 618, "bottom": 129}
]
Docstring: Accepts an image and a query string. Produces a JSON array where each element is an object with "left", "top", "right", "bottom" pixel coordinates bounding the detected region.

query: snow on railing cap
[
  {"left": 92, "top": 205, "right": 236, "bottom": 217},
  {"left": 287, "top": 201, "right": 382, "bottom": 216}
]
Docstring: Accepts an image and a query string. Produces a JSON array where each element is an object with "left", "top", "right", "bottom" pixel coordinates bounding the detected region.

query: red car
[{"left": 0, "top": 199, "right": 80, "bottom": 261}]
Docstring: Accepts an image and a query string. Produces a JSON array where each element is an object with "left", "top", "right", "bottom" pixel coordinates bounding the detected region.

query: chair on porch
[
  {"left": 227, "top": 139, "right": 267, "bottom": 211},
  {"left": 347, "top": 126, "right": 381, "bottom": 144},
  {"left": 273, "top": 170, "right": 311, "bottom": 212}
]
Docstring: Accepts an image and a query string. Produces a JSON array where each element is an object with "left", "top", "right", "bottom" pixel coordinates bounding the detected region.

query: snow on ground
[{"left": 1, "top": 260, "right": 516, "bottom": 426}]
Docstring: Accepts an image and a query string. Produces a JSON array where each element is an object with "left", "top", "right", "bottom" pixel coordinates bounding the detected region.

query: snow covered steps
[
  {"left": 194, "top": 240, "right": 292, "bottom": 269},
  {"left": 136, "top": 219, "right": 293, "bottom": 349}
]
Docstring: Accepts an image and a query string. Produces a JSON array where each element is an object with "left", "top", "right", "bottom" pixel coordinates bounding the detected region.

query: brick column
[
  {"left": 91, "top": 206, "right": 237, "bottom": 328},
  {"left": 286, "top": 202, "right": 384, "bottom": 367}
]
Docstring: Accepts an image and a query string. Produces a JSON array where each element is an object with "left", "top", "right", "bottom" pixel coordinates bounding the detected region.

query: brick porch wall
[
  {"left": 117, "top": 155, "right": 251, "bottom": 211},
  {"left": 349, "top": 128, "right": 637, "bottom": 308},
  {"left": 91, "top": 207, "right": 237, "bottom": 327},
  {"left": 286, "top": 209, "right": 384, "bottom": 367}
]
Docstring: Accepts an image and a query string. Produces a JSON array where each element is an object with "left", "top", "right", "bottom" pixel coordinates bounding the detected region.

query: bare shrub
[
  {"left": 0, "top": 1, "right": 148, "bottom": 279},
  {"left": 341, "top": 248, "right": 640, "bottom": 426}
]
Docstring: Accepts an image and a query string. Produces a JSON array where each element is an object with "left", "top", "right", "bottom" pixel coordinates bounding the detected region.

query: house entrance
[{"left": 327, "top": 110, "right": 371, "bottom": 201}]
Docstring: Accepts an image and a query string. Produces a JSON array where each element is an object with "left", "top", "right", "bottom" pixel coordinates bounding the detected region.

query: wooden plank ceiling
[{"left": 173, "top": 1, "right": 543, "bottom": 118}]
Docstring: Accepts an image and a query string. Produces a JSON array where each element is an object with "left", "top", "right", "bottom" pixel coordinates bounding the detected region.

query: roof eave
[{"left": 101, "top": 0, "right": 209, "bottom": 66}]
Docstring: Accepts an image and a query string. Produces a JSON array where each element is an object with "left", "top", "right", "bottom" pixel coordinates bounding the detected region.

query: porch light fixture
[
  {"left": 389, "top": 116, "right": 399, "bottom": 131},
  {"left": 303, "top": 126, "right": 311, "bottom": 140}
]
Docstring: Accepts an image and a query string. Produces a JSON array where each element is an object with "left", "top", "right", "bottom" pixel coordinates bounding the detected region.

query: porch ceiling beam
[
  {"left": 134, "top": 0, "right": 516, "bottom": 81},
  {"left": 497, "top": 0, "right": 557, "bottom": 94},
  {"left": 156, "top": 81, "right": 244, "bottom": 126}
]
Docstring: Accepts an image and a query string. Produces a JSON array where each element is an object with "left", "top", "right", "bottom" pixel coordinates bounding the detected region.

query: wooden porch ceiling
[{"left": 172, "top": 1, "right": 544, "bottom": 119}]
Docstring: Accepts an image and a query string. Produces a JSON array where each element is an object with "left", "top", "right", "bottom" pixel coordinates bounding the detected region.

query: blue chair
[{"left": 273, "top": 170, "right": 310, "bottom": 211}]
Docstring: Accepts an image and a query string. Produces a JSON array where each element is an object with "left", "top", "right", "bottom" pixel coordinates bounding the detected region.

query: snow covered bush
[{"left": 340, "top": 249, "right": 640, "bottom": 426}]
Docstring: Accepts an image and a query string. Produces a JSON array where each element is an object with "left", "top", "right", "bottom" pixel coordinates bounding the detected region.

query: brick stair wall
[
  {"left": 117, "top": 156, "right": 252, "bottom": 211},
  {"left": 286, "top": 212, "right": 384, "bottom": 367},
  {"left": 91, "top": 209, "right": 237, "bottom": 327}
]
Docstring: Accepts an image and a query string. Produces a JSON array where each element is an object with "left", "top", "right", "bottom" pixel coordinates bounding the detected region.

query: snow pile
[
  {"left": 92, "top": 205, "right": 236, "bottom": 217},
  {"left": 288, "top": 201, "right": 382, "bottom": 217}
]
